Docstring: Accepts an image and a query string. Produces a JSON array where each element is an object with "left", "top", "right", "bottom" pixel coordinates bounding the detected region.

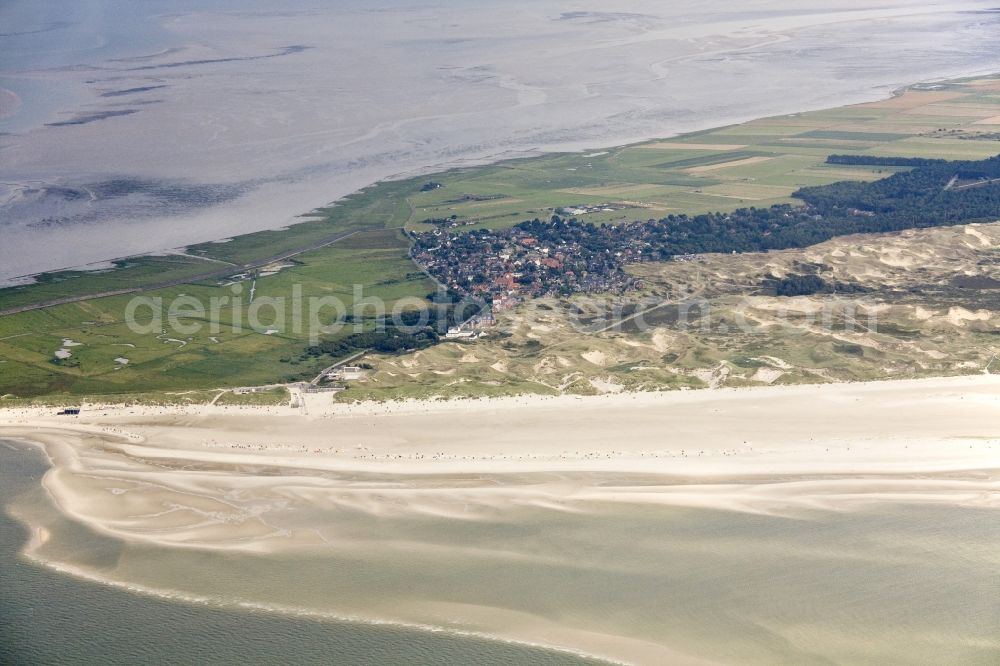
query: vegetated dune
[{"left": 350, "top": 221, "right": 1000, "bottom": 400}]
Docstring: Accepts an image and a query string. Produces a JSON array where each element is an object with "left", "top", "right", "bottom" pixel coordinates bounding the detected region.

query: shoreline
[
  {"left": 2, "top": 373, "right": 998, "bottom": 476},
  {"left": 0, "top": 443, "right": 622, "bottom": 666},
  {"left": 4, "top": 521, "right": 626, "bottom": 666},
  {"left": 3, "top": 373, "right": 998, "bottom": 666}
]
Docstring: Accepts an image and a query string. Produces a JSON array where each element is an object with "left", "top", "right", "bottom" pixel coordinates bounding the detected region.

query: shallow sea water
[
  {"left": 0, "top": 441, "right": 605, "bottom": 666},
  {"left": 3, "top": 439, "right": 998, "bottom": 664}
]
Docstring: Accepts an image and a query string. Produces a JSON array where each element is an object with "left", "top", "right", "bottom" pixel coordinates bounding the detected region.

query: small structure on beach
[
  {"left": 326, "top": 366, "right": 365, "bottom": 381},
  {"left": 57, "top": 408, "right": 81, "bottom": 416},
  {"left": 445, "top": 327, "right": 476, "bottom": 339},
  {"left": 305, "top": 385, "right": 345, "bottom": 394}
]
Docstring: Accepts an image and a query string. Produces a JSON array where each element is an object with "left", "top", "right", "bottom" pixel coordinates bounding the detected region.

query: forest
[
  {"left": 534, "top": 154, "right": 1000, "bottom": 257},
  {"left": 825, "top": 154, "right": 947, "bottom": 167}
]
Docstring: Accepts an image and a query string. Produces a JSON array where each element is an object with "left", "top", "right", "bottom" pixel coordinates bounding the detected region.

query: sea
[
  {"left": 0, "top": 440, "right": 603, "bottom": 666},
  {"left": 2, "top": 437, "right": 998, "bottom": 665}
]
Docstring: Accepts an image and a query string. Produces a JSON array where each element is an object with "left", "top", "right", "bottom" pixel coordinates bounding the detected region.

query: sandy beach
[
  {"left": 2, "top": 375, "right": 998, "bottom": 664},
  {"left": 3, "top": 374, "right": 998, "bottom": 539}
]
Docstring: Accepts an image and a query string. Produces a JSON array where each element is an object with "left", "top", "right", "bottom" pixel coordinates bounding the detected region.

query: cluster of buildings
[
  {"left": 410, "top": 218, "right": 650, "bottom": 306},
  {"left": 445, "top": 311, "right": 496, "bottom": 338}
]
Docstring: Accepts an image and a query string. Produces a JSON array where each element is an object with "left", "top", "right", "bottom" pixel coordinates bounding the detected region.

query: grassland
[
  {"left": 0, "top": 228, "right": 433, "bottom": 398},
  {"left": 3, "top": 76, "right": 1000, "bottom": 400}
]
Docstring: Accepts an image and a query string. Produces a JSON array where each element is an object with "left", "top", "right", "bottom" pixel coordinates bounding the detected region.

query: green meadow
[{"left": 0, "top": 229, "right": 432, "bottom": 398}]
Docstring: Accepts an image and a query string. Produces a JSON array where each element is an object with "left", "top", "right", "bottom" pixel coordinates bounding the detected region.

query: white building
[{"left": 445, "top": 327, "right": 476, "bottom": 339}]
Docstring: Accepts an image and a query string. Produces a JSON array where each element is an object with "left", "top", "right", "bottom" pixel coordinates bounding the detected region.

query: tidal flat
[{"left": 3, "top": 0, "right": 1000, "bottom": 279}]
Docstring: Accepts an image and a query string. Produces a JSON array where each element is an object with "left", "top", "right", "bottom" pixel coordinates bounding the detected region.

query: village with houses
[{"left": 409, "top": 214, "right": 649, "bottom": 309}]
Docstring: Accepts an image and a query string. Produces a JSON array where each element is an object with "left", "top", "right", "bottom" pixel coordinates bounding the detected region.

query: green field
[
  {"left": 3, "top": 77, "right": 1000, "bottom": 399},
  {"left": 0, "top": 229, "right": 433, "bottom": 398}
]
